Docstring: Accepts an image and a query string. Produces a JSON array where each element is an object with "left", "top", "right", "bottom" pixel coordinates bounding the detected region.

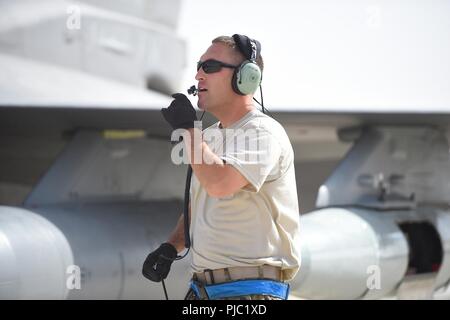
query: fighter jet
[{"left": 1, "top": 0, "right": 449, "bottom": 300}]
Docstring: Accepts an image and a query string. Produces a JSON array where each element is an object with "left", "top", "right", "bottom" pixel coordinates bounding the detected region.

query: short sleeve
[{"left": 220, "top": 127, "right": 281, "bottom": 192}]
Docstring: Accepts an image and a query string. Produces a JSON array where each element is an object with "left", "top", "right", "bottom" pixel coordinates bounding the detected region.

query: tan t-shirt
[{"left": 189, "top": 109, "right": 301, "bottom": 281}]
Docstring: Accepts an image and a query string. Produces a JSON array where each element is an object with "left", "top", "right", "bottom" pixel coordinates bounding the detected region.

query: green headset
[{"left": 231, "top": 34, "right": 262, "bottom": 96}]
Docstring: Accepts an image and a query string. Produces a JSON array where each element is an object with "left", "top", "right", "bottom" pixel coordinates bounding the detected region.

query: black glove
[
  {"left": 161, "top": 93, "right": 198, "bottom": 130},
  {"left": 142, "top": 242, "right": 178, "bottom": 282}
]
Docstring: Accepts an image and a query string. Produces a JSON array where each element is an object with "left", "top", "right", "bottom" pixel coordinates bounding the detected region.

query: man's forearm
[{"left": 167, "top": 214, "right": 187, "bottom": 253}]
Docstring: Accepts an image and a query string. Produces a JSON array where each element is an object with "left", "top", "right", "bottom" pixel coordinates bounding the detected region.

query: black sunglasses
[{"left": 197, "top": 59, "right": 238, "bottom": 74}]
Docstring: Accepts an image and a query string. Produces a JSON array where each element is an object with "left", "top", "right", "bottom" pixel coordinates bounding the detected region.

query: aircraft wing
[{"left": 0, "top": 53, "right": 174, "bottom": 136}]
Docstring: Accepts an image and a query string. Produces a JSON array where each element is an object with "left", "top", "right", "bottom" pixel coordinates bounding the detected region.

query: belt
[
  {"left": 193, "top": 265, "right": 283, "bottom": 285},
  {"left": 190, "top": 279, "right": 290, "bottom": 300}
]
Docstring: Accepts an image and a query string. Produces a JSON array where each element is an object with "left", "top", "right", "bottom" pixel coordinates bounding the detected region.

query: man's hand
[
  {"left": 161, "top": 93, "right": 197, "bottom": 130},
  {"left": 142, "top": 243, "right": 178, "bottom": 282}
]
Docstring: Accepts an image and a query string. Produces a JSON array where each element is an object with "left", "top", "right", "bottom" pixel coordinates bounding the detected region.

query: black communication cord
[
  {"left": 253, "top": 84, "right": 274, "bottom": 118},
  {"left": 181, "top": 165, "right": 192, "bottom": 249},
  {"left": 161, "top": 279, "right": 169, "bottom": 300}
]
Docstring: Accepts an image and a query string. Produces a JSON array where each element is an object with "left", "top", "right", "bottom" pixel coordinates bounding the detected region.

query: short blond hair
[{"left": 212, "top": 36, "right": 264, "bottom": 73}]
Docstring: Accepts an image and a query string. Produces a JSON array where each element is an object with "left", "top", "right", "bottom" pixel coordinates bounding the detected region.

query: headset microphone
[{"left": 187, "top": 85, "right": 198, "bottom": 96}]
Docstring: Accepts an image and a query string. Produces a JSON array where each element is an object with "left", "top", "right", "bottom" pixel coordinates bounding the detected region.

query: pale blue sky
[{"left": 177, "top": 0, "right": 450, "bottom": 111}]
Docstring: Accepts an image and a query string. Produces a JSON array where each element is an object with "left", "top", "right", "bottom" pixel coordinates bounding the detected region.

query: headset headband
[{"left": 232, "top": 34, "right": 261, "bottom": 62}]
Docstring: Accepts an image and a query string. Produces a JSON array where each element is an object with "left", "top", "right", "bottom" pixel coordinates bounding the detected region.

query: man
[{"left": 142, "top": 34, "right": 301, "bottom": 300}]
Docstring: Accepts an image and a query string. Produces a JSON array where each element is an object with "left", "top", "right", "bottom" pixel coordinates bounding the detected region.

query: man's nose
[{"left": 195, "top": 67, "right": 205, "bottom": 81}]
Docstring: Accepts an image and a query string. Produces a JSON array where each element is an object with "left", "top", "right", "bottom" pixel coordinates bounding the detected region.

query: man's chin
[{"left": 197, "top": 102, "right": 206, "bottom": 110}]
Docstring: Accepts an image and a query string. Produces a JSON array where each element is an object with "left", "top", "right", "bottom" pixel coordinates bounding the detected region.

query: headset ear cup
[{"left": 235, "top": 61, "right": 261, "bottom": 95}]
